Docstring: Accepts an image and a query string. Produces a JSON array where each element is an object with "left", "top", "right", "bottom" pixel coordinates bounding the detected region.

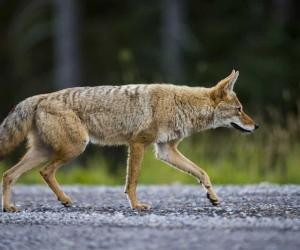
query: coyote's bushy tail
[{"left": 0, "top": 95, "right": 46, "bottom": 159}]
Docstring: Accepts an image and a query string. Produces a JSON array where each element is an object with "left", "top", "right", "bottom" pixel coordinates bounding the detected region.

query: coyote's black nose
[{"left": 255, "top": 124, "right": 259, "bottom": 130}]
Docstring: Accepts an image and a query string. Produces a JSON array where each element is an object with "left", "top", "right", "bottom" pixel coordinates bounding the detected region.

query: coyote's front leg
[
  {"left": 124, "top": 142, "right": 150, "bottom": 210},
  {"left": 156, "top": 141, "right": 220, "bottom": 206}
]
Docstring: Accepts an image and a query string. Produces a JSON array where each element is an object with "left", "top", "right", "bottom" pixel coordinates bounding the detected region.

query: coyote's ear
[{"left": 215, "top": 70, "right": 239, "bottom": 94}]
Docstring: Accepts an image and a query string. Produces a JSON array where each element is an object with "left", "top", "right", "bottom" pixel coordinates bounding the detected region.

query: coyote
[{"left": 0, "top": 70, "right": 258, "bottom": 212}]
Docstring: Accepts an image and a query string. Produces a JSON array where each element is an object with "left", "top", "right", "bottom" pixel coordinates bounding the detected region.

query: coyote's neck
[{"left": 174, "top": 87, "right": 215, "bottom": 133}]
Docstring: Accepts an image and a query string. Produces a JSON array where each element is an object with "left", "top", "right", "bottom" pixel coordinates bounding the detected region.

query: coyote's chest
[{"left": 156, "top": 127, "right": 191, "bottom": 143}]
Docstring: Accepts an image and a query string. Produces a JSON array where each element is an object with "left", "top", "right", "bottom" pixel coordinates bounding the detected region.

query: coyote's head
[{"left": 210, "top": 70, "right": 259, "bottom": 133}]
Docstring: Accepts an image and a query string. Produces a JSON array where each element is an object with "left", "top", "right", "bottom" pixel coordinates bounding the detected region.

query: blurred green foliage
[{"left": 0, "top": 0, "right": 299, "bottom": 184}]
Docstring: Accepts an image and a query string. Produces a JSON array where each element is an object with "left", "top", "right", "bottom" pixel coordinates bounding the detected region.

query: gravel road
[{"left": 1, "top": 184, "right": 300, "bottom": 250}]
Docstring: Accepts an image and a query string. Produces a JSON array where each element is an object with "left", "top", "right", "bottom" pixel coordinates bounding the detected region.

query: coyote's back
[{"left": 67, "top": 85, "right": 155, "bottom": 145}]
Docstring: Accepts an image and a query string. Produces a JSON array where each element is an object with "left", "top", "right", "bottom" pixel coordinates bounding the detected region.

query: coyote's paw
[
  {"left": 132, "top": 203, "right": 151, "bottom": 210},
  {"left": 59, "top": 196, "right": 73, "bottom": 207},
  {"left": 206, "top": 192, "right": 220, "bottom": 206},
  {"left": 3, "top": 204, "right": 19, "bottom": 213}
]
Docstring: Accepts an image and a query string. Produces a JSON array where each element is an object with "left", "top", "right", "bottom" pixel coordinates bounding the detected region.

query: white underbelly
[{"left": 89, "top": 133, "right": 128, "bottom": 146}]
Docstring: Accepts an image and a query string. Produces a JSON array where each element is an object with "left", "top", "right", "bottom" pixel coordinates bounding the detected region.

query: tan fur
[{"left": 0, "top": 70, "right": 257, "bottom": 212}]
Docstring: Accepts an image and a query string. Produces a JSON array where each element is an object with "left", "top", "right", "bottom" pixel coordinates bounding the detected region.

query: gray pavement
[{"left": 1, "top": 184, "right": 300, "bottom": 250}]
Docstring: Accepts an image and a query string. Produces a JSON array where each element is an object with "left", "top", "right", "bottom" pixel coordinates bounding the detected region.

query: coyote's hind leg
[
  {"left": 40, "top": 160, "right": 73, "bottom": 206},
  {"left": 36, "top": 106, "right": 89, "bottom": 206},
  {"left": 2, "top": 147, "right": 50, "bottom": 212}
]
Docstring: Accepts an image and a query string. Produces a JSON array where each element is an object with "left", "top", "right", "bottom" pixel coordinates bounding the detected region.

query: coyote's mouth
[{"left": 231, "top": 122, "right": 252, "bottom": 133}]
